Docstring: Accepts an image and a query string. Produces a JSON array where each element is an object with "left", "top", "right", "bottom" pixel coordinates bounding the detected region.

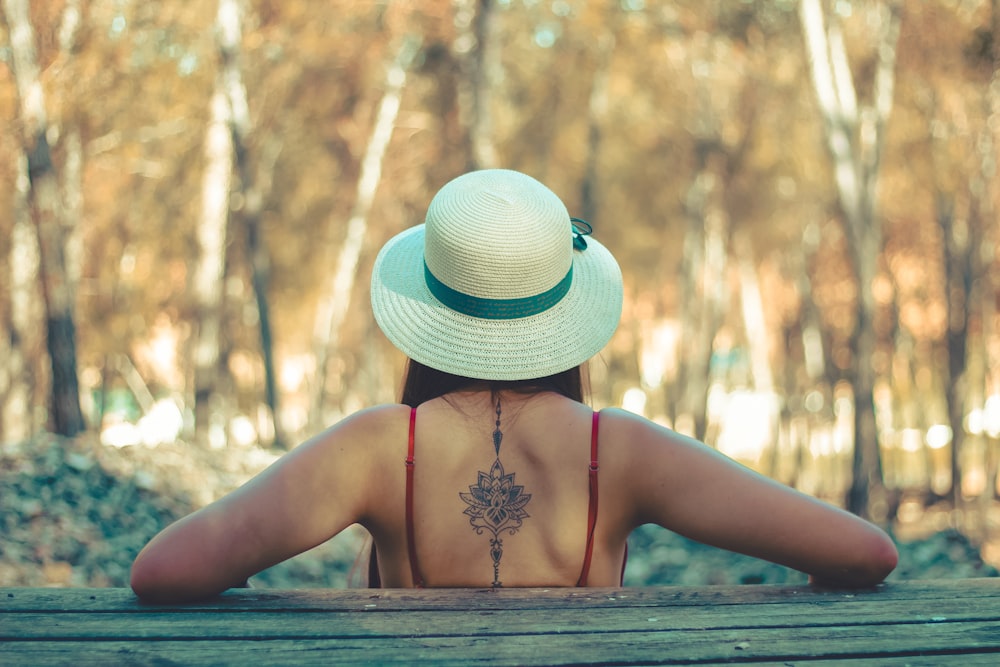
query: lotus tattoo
[{"left": 459, "top": 400, "right": 532, "bottom": 587}]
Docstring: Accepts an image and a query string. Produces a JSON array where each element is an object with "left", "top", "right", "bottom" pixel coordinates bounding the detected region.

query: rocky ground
[{"left": 1, "top": 434, "right": 996, "bottom": 589}]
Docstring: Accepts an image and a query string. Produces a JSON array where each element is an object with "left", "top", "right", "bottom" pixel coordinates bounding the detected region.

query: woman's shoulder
[
  {"left": 595, "top": 406, "right": 701, "bottom": 454},
  {"left": 344, "top": 402, "right": 413, "bottom": 424},
  {"left": 301, "top": 403, "right": 413, "bottom": 456},
  {"left": 596, "top": 406, "right": 660, "bottom": 433},
  {"left": 334, "top": 402, "right": 413, "bottom": 435},
  {"left": 596, "top": 406, "right": 641, "bottom": 422}
]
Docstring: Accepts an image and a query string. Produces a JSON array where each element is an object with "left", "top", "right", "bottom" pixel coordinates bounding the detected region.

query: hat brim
[{"left": 371, "top": 225, "right": 623, "bottom": 381}]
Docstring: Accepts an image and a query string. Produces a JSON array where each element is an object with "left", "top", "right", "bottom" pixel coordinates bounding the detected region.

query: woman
[{"left": 130, "top": 169, "right": 897, "bottom": 602}]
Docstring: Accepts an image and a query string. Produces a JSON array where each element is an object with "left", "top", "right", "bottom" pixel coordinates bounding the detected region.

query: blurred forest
[{"left": 2, "top": 0, "right": 1000, "bottom": 570}]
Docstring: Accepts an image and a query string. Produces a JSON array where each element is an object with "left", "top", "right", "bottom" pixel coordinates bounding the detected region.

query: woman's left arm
[
  {"left": 610, "top": 408, "right": 898, "bottom": 588},
  {"left": 129, "top": 406, "right": 399, "bottom": 602}
]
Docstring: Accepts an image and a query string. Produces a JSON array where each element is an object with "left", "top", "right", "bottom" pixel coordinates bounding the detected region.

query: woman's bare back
[
  {"left": 364, "top": 392, "right": 628, "bottom": 588},
  {"left": 130, "top": 391, "right": 896, "bottom": 601}
]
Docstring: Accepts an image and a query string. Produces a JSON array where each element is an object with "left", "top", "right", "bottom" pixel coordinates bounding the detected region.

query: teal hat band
[{"left": 424, "top": 262, "right": 573, "bottom": 320}]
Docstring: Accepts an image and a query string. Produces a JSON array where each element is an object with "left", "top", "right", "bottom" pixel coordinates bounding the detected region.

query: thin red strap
[
  {"left": 405, "top": 407, "right": 425, "bottom": 587},
  {"left": 576, "top": 411, "right": 600, "bottom": 586}
]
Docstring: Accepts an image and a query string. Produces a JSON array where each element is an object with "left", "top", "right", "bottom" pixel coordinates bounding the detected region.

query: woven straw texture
[{"left": 371, "top": 170, "right": 623, "bottom": 381}]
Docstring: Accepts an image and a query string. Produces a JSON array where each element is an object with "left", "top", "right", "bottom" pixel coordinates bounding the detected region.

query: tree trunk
[
  {"left": 309, "top": 35, "right": 421, "bottom": 431},
  {"left": 847, "top": 281, "right": 883, "bottom": 517},
  {"left": 455, "top": 0, "right": 498, "bottom": 170},
  {"left": 237, "top": 138, "right": 284, "bottom": 448},
  {"left": 2, "top": 0, "right": 85, "bottom": 437},
  {"left": 735, "top": 235, "right": 774, "bottom": 396},
  {"left": 214, "top": 0, "right": 285, "bottom": 449},
  {"left": 191, "top": 61, "right": 235, "bottom": 445},
  {"left": 673, "top": 152, "right": 725, "bottom": 441},
  {"left": 798, "top": 221, "right": 828, "bottom": 386},
  {"left": 2, "top": 157, "right": 43, "bottom": 442},
  {"left": 58, "top": 0, "right": 84, "bottom": 297},
  {"left": 934, "top": 190, "right": 976, "bottom": 506},
  {"left": 800, "top": 0, "right": 900, "bottom": 519},
  {"left": 985, "top": 0, "right": 1000, "bottom": 503},
  {"left": 735, "top": 234, "right": 778, "bottom": 470},
  {"left": 777, "top": 226, "right": 828, "bottom": 486},
  {"left": 580, "top": 30, "right": 615, "bottom": 224}
]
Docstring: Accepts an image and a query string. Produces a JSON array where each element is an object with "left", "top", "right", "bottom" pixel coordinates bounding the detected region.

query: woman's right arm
[
  {"left": 129, "top": 404, "right": 407, "bottom": 602},
  {"left": 610, "top": 409, "right": 898, "bottom": 588}
]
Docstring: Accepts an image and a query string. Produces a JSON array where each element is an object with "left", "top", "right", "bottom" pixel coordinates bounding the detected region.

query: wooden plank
[
  {"left": 2, "top": 582, "right": 998, "bottom": 666},
  {"left": 756, "top": 659, "right": 1000, "bottom": 667},
  {"left": 2, "top": 596, "right": 998, "bottom": 641},
  {"left": 5, "top": 649, "right": 993, "bottom": 667},
  {"left": 2, "top": 620, "right": 999, "bottom": 667},
  {"left": 3, "top": 579, "right": 998, "bottom": 612}
]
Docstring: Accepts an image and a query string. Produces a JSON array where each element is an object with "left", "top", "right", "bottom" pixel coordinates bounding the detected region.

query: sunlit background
[{"left": 1, "top": 0, "right": 999, "bottom": 582}]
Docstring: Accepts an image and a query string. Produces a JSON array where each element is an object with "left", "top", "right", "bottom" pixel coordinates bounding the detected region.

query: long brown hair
[{"left": 399, "top": 359, "right": 587, "bottom": 406}]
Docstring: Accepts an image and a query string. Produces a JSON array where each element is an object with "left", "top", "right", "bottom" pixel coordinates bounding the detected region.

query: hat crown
[
  {"left": 370, "top": 168, "right": 622, "bottom": 381},
  {"left": 424, "top": 170, "right": 572, "bottom": 301}
]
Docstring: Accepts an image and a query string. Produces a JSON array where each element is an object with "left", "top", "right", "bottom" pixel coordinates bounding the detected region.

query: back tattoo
[{"left": 458, "top": 398, "right": 532, "bottom": 587}]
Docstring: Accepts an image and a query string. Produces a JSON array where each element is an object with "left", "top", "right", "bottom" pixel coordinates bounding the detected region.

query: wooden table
[{"left": 2, "top": 579, "right": 999, "bottom": 665}]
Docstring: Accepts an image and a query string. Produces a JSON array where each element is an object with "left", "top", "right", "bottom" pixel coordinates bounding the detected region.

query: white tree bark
[
  {"left": 2, "top": 158, "right": 42, "bottom": 442},
  {"left": 191, "top": 0, "right": 241, "bottom": 445},
  {"left": 191, "top": 85, "right": 231, "bottom": 383},
  {"left": 58, "top": 0, "right": 84, "bottom": 298},
  {"left": 2, "top": 0, "right": 86, "bottom": 436},
  {"left": 800, "top": 0, "right": 863, "bottom": 239},
  {"left": 309, "top": 35, "right": 420, "bottom": 427},
  {"left": 735, "top": 235, "right": 773, "bottom": 395},
  {"left": 581, "top": 30, "right": 616, "bottom": 222},
  {"left": 799, "top": 0, "right": 901, "bottom": 517},
  {"left": 2, "top": 0, "right": 46, "bottom": 133},
  {"left": 0, "top": 0, "right": 45, "bottom": 438},
  {"left": 215, "top": 0, "right": 286, "bottom": 447},
  {"left": 458, "top": 0, "right": 499, "bottom": 169}
]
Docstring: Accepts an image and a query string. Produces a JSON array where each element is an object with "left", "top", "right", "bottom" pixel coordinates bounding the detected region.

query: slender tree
[
  {"left": 309, "top": 35, "right": 421, "bottom": 430},
  {"left": 214, "top": 0, "right": 286, "bottom": 448},
  {"left": 2, "top": 155, "right": 43, "bottom": 443},
  {"left": 191, "top": 0, "right": 244, "bottom": 445},
  {"left": 671, "top": 28, "right": 757, "bottom": 441},
  {"left": 1, "top": 0, "right": 85, "bottom": 437},
  {"left": 455, "top": 0, "right": 499, "bottom": 170},
  {"left": 580, "top": 26, "right": 616, "bottom": 224},
  {"left": 800, "top": 0, "right": 901, "bottom": 518},
  {"left": 983, "top": 0, "right": 1000, "bottom": 502}
]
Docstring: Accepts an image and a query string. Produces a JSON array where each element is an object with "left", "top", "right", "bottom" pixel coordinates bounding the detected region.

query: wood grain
[{"left": 2, "top": 580, "right": 998, "bottom": 666}]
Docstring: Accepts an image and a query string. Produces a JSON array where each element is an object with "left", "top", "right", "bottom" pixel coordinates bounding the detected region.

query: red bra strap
[
  {"left": 405, "top": 407, "right": 425, "bottom": 587},
  {"left": 576, "top": 411, "right": 600, "bottom": 586}
]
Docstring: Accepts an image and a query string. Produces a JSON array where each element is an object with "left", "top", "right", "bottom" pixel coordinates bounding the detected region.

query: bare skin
[{"left": 130, "top": 391, "right": 898, "bottom": 602}]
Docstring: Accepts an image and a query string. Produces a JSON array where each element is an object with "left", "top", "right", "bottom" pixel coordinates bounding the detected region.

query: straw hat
[{"left": 370, "top": 169, "right": 622, "bottom": 381}]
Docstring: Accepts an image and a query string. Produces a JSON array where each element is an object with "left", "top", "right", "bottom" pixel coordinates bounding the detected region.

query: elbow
[
  {"left": 845, "top": 529, "right": 899, "bottom": 587},
  {"left": 129, "top": 568, "right": 154, "bottom": 602},
  {"left": 130, "top": 549, "right": 191, "bottom": 603},
  {"left": 131, "top": 547, "right": 240, "bottom": 603},
  {"left": 130, "top": 551, "right": 169, "bottom": 602},
  {"left": 866, "top": 532, "right": 899, "bottom": 584},
  {"left": 814, "top": 530, "right": 899, "bottom": 589}
]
